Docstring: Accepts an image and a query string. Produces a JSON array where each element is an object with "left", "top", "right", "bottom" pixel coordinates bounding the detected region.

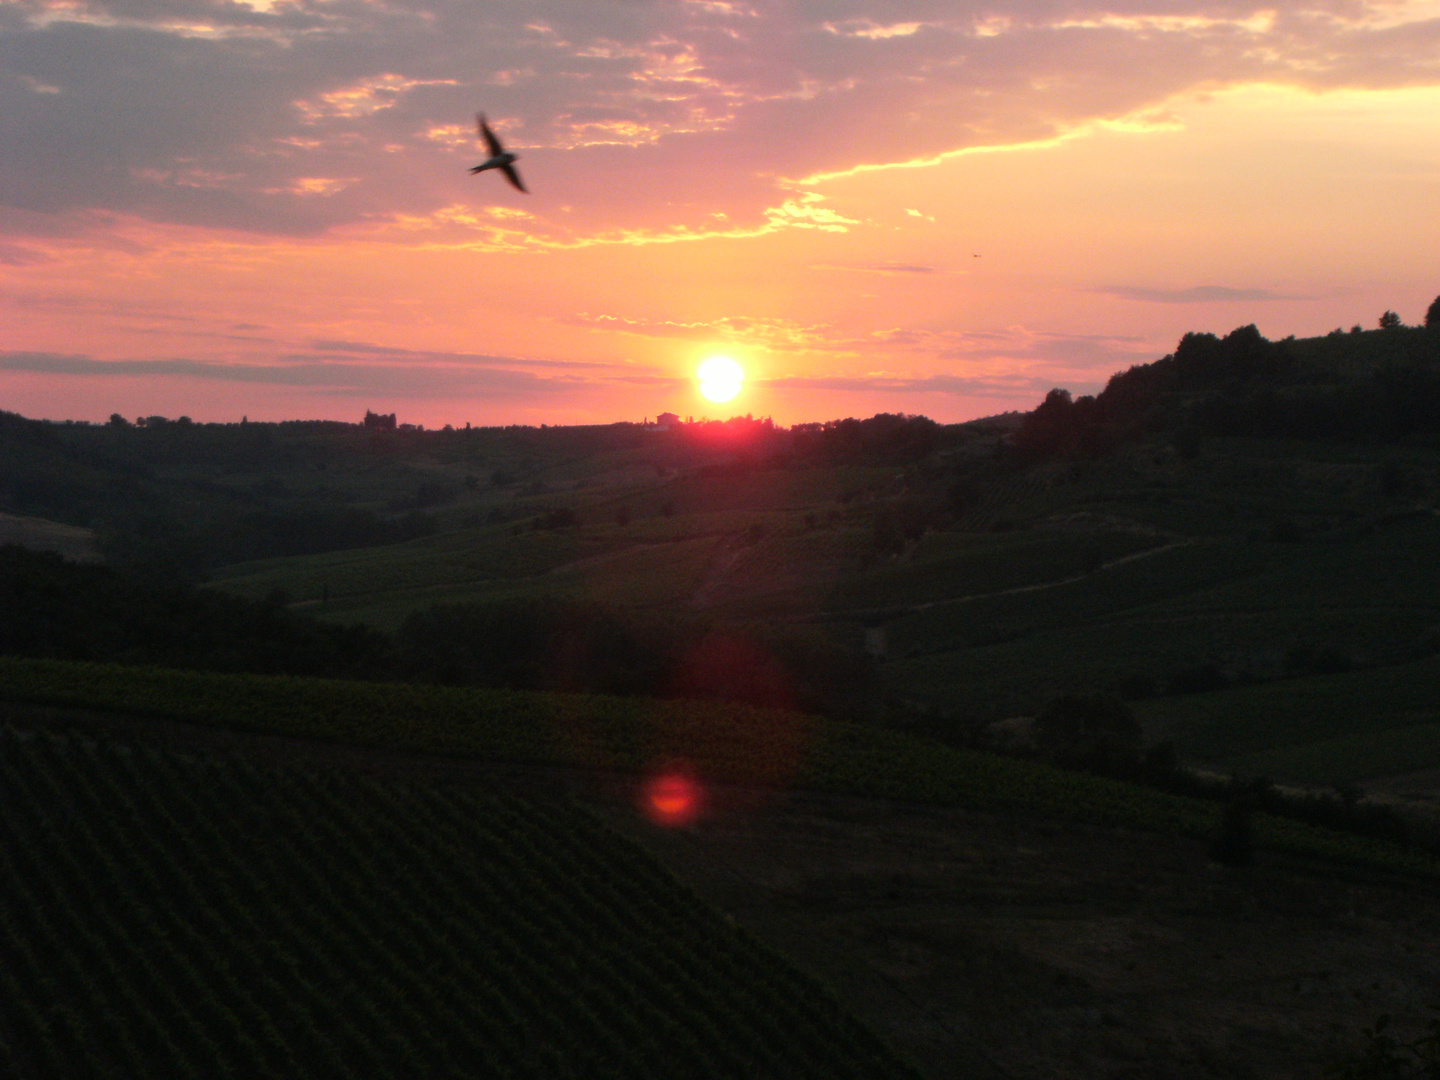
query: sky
[{"left": 2, "top": 0, "right": 1439, "bottom": 428}]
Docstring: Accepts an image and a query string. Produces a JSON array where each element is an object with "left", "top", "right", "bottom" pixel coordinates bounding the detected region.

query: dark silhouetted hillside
[{"left": 1015, "top": 318, "right": 1440, "bottom": 459}]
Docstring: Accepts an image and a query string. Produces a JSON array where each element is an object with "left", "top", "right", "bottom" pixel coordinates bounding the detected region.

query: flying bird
[{"left": 469, "top": 114, "right": 526, "bottom": 193}]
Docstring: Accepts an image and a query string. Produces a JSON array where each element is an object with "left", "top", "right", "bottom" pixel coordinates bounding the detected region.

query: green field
[
  {"left": 0, "top": 512, "right": 99, "bottom": 562},
  {"left": 1134, "top": 654, "right": 1440, "bottom": 783},
  {"left": 879, "top": 508, "right": 1440, "bottom": 726},
  {"left": 206, "top": 463, "right": 888, "bottom": 626}
]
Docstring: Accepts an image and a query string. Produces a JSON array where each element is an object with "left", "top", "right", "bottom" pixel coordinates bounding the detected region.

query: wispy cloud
[
  {"left": 810, "top": 262, "right": 945, "bottom": 275},
  {"left": 1103, "top": 285, "right": 1308, "bottom": 303},
  {"left": 762, "top": 372, "right": 1059, "bottom": 400},
  {"left": 562, "top": 312, "right": 834, "bottom": 351},
  {"left": 303, "top": 339, "right": 619, "bottom": 371},
  {"left": 0, "top": 346, "right": 667, "bottom": 398},
  {"left": 4, "top": 0, "right": 1439, "bottom": 244}
]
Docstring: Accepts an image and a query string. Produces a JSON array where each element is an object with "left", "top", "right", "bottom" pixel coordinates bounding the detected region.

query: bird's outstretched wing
[
  {"left": 499, "top": 164, "right": 527, "bottom": 193},
  {"left": 477, "top": 113, "right": 503, "bottom": 157}
]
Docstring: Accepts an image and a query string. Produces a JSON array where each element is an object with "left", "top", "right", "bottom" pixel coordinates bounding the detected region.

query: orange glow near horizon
[{"left": 3, "top": 5, "right": 1440, "bottom": 429}]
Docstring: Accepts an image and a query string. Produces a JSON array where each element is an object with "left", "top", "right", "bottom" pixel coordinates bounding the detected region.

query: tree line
[
  {"left": 0, "top": 544, "right": 875, "bottom": 719},
  {"left": 1013, "top": 300, "right": 1440, "bottom": 459}
]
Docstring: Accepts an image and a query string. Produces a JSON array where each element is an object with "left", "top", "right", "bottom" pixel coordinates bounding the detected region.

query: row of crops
[
  {"left": 0, "top": 725, "right": 920, "bottom": 1079},
  {"left": 1, "top": 655, "right": 1435, "bottom": 877}
]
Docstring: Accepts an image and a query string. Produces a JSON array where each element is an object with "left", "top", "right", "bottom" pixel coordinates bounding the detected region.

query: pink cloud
[{"left": 2, "top": 0, "right": 1438, "bottom": 245}]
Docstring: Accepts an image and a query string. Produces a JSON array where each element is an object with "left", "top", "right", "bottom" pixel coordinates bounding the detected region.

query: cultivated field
[{"left": 0, "top": 722, "right": 918, "bottom": 1079}]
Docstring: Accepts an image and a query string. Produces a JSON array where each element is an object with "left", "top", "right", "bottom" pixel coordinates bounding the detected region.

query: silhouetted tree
[
  {"left": 1013, "top": 388, "right": 1075, "bottom": 458},
  {"left": 363, "top": 410, "right": 397, "bottom": 430},
  {"left": 0, "top": 544, "right": 388, "bottom": 677},
  {"left": 1426, "top": 295, "right": 1440, "bottom": 331},
  {"left": 1379, "top": 310, "right": 1403, "bottom": 330}
]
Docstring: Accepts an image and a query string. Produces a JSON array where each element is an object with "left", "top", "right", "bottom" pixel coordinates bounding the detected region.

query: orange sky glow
[{"left": 2, "top": 1, "right": 1439, "bottom": 428}]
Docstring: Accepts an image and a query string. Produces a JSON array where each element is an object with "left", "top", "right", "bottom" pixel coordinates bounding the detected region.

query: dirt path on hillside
[
  {"left": 6, "top": 698, "right": 1438, "bottom": 1080},
  {"left": 792, "top": 537, "right": 1201, "bottom": 627},
  {"left": 910, "top": 538, "right": 1200, "bottom": 612}
]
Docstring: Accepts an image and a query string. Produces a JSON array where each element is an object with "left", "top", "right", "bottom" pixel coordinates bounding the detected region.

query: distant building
[{"left": 655, "top": 412, "right": 681, "bottom": 430}]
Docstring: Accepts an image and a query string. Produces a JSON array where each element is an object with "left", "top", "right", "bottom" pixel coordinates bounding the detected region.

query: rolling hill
[{"left": 3, "top": 316, "right": 1440, "bottom": 1077}]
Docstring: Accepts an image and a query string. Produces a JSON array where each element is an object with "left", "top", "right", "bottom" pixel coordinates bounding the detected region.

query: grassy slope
[
  {"left": 0, "top": 655, "right": 1434, "bottom": 879},
  {"left": 200, "top": 429, "right": 1440, "bottom": 788},
  {"left": 884, "top": 520, "right": 1440, "bottom": 723},
  {"left": 1135, "top": 654, "right": 1440, "bottom": 783},
  {"left": 0, "top": 513, "right": 99, "bottom": 562}
]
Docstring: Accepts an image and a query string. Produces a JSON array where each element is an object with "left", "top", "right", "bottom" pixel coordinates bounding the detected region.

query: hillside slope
[{"left": 0, "top": 723, "right": 920, "bottom": 1080}]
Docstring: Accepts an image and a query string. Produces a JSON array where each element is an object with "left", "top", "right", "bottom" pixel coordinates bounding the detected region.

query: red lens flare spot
[{"left": 643, "top": 772, "right": 702, "bottom": 827}]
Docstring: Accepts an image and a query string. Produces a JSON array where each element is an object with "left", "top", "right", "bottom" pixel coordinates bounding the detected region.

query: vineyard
[
  {"left": 1, "top": 656, "right": 1436, "bottom": 878},
  {"left": 883, "top": 510, "right": 1440, "bottom": 722},
  {"left": 213, "top": 522, "right": 607, "bottom": 606},
  {"left": 0, "top": 725, "right": 920, "bottom": 1079}
]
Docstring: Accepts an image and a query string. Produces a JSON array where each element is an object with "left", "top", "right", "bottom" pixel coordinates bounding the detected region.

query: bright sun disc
[{"left": 698, "top": 356, "right": 743, "bottom": 403}]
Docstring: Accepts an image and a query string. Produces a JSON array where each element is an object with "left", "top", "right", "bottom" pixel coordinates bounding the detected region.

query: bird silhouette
[{"left": 468, "top": 114, "right": 526, "bottom": 193}]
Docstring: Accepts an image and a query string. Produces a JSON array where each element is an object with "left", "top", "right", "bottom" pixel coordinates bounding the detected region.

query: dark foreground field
[
  {"left": 10, "top": 701, "right": 1437, "bottom": 1080},
  {"left": 612, "top": 785, "right": 1440, "bottom": 1080},
  {"left": 0, "top": 708, "right": 917, "bottom": 1080}
]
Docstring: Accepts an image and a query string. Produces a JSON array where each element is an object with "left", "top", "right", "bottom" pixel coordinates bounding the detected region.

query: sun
[{"left": 697, "top": 356, "right": 743, "bottom": 403}]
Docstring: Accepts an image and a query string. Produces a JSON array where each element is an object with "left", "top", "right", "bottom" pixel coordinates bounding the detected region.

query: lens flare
[
  {"left": 697, "top": 356, "right": 743, "bottom": 403},
  {"left": 643, "top": 771, "right": 702, "bottom": 827}
]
